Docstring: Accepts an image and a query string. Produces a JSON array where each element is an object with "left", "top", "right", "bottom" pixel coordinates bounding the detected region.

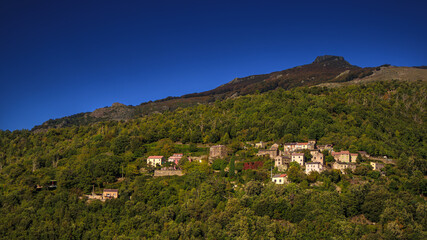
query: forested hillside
[{"left": 0, "top": 80, "right": 426, "bottom": 239}]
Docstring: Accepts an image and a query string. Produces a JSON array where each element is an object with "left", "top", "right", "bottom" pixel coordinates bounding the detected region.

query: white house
[
  {"left": 272, "top": 174, "right": 288, "bottom": 184},
  {"left": 305, "top": 162, "right": 323, "bottom": 174},
  {"left": 291, "top": 153, "right": 305, "bottom": 166}
]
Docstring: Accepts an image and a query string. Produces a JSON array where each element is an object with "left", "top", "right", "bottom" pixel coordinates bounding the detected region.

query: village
[{"left": 88, "top": 140, "right": 389, "bottom": 200}]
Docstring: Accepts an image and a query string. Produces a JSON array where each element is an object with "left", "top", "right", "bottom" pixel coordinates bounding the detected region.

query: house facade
[
  {"left": 311, "top": 151, "right": 324, "bottom": 165},
  {"left": 147, "top": 156, "right": 165, "bottom": 167},
  {"left": 350, "top": 153, "right": 358, "bottom": 163},
  {"left": 270, "top": 143, "right": 280, "bottom": 150},
  {"left": 209, "top": 145, "right": 228, "bottom": 160},
  {"left": 370, "top": 162, "right": 384, "bottom": 171},
  {"left": 103, "top": 189, "right": 118, "bottom": 199},
  {"left": 305, "top": 162, "right": 323, "bottom": 174},
  {"left": 332, "top": 162, "right": 356, "bottom": 173},
  {"left": 272, "top": 174, "right": 288, "bottom": 184},
  {"left": 332, "top": 151, "right": 350, "bottom": 162},
  {"left": 317, "top": 144, "right": 333, "bottom": 152},
  {"left": 274, "top": 156, "right": 290, "bottom": 171},
  {"left": 291, "top": 153, "right": 305, "bottom": 166},
  {"left": 257, "top": 149, "right": 279, "bottom": 159},
  {"left": 168, "top": 153, "right": 183, "bottom": 165}
]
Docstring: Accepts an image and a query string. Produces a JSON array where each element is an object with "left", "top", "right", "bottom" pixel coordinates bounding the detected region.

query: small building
[
  {"left": 332, "top": 162, "right": 356, "bottom": 173},
  {"left": 350, "top": 153, "right": 358, "bottom": 163},
  {"left": 305, "top": 162, "right": 323, "bottom": 174},
  {"left": 147, "top": 156, "right": 165, "bottom": 167},
  {"left": 295, "top": 142, "right": 309, "bottom": 150},
  {"left": 370, "top": 162, "right": 384, "bottom": 171},
  {"left": 284, "top": 142, "right": 298, "bottom": 152},
  {"left": 358, "top": 151, "right": 370, "bottom": 158},
  {"left": 209, "top": 145, "right": 228, "bottom": 160},
  {"left": 255, "top": 141, "right": 267, "bottom": 149},
  {"left": 274, "top": 155, "right": 290, "bottom": 171},
  {"left": 311, "top": 151, "right": 325, "bottom": 165},
  {"left": 308, "top": 140, "right": 316, "bottom": 150},
  {"left": 291, "top": 153, "right": 305, "bottom": 166},
  {"left": 332, "top": 151, "right": 351, "bottom": 162},
  {"left": 168, "top": 153, "right": 183, "bottom": 165},
  {"left": 317, "top": 144, "right": 333, "bottom": 152},
  {"left": 272, "top": 174, "right": 288, "bottom": 184},
  {"left": 270, "top": 143, "right": 280, "bottom": 150},
  {"left": 103, "top": 189, "right": 118, "bottom": 199},
  {"left": 257, "top": 149, "right": 279, "bottom": 159}
]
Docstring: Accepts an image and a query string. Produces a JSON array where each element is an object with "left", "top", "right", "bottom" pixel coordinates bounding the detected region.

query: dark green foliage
[{"left": 0, "top": 81, "right": 426, "bottom": 238}]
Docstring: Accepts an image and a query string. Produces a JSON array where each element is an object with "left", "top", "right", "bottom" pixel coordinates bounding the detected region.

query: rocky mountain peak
[
  {"left": 313, "top": 55, "right": 349, "bottom": 64},
  {"left": 112, "top": 102, "right": 126, "bottom": 107}
]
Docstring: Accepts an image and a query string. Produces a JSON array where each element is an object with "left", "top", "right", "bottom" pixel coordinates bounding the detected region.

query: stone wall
[{"left": 154, "top": 170, "right": 184, "bottom": 177}]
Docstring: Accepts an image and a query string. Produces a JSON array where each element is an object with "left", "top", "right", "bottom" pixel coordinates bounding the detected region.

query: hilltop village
[
  {"left": 86, "top": 139, "right": 390, "bottom": 200},
  {"left": 146, "top": 140, "right": 387, "bottom": 183}
]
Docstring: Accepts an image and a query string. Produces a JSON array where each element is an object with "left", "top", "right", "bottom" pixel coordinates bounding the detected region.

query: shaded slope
[{"left": 32, "top": 55, "right": 426, "bottom": 131}]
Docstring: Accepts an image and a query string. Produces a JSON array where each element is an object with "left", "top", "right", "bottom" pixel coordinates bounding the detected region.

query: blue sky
[{"left": 1, "top": 0, "right": 426, "bottom": 130}]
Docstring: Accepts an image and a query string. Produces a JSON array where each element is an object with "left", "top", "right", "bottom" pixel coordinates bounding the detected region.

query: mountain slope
[{"left": 32, "top": 56, "right": 427, "bottom": 131}]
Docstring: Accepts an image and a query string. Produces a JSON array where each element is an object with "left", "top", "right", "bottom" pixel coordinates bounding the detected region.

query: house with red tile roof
[
  {"left": 272, "top": 174, "right": 288, "bottom": 184},
  {"left": 147, "top": 156, "right": 165, "bottom": 167}
]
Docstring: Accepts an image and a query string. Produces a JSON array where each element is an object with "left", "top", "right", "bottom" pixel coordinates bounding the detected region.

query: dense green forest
[{"left": 0, "top": 81, "right": 426, "bottom": 239}]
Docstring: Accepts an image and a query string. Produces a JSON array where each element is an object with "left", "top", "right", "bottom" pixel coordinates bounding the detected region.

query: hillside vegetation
[
  {"left": 32, "top": 55, "right": 383, "bottom": 131},
  {"left": 0, "top": 80, "right": 426, "bottom": 239}
]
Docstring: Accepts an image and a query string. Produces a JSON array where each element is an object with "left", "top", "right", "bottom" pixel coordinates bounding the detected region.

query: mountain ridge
[{"left": 32, "top": 56, "right": 427, "bottom": 132}]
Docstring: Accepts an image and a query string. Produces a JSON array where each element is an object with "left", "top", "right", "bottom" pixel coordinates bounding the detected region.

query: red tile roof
[
  {"left": 273, "top": 174, "right": 287, "bottom": 178},
  {"left": 148, "top": 156, "right": 164, "bottom": 159}
]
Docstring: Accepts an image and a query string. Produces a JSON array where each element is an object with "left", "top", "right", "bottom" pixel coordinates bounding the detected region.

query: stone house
[
  {"left": 311, "top": 151, "right": 325, "bottom": 165},
  {"left": 350, "top": 153, "right": 358, "bottom": 163},
  {"left": 272, "top": 174, "right": 288, "bottom": 184},
  {"left": 255, "top": 141, "right": 267, "bottom": 149},
  {"left": 284, "top": 143, "right": 298, "bottom": 152},
  {"left": 274, "top": 155, "right": 290, "bottom": 171},
  {"left": 308, "top": 140, "right": 316, "bottom": 150},
  {"left": 332, "top": 151, "right": 351, "bottom": 162},
  {"left": 332, "top": 162, "right": 356, "bottom": 173},
  {"left": 291, "top": 153, "right": 305, "bottom": 166},
  {"left": 257, "top": 149, "right": 279, "bottom": 159},
  {"left": 370, "top": 162, "right": 384, "bottom": 171},
  {"left": 209, "top": 145, "right": 228, "bottom": 160},
  {"left": 358, "top": 151, "right": 370, "bottom": 158},
  {"left": 103, "top": 189, "right": 118, "bottom": 199},
  {"left": 147, "top": 156, "right": 165, "bottom": 167},
  {"left": 317, "top": 144, "right": 333, "bottom": 152},
  {"left": 305, "top": 162, "right": 323, "bottom": 174},
  {"left": 270, "top": 143, "right": 280, "bottom": 150}
]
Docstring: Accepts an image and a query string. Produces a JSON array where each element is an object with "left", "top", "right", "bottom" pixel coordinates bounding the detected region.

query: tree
[
  {"left": 228, "top": 158, "right": 235, "bottom": 178},
  {"left": 287, "top": 166, "right": 306, "bottom": 183}
]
